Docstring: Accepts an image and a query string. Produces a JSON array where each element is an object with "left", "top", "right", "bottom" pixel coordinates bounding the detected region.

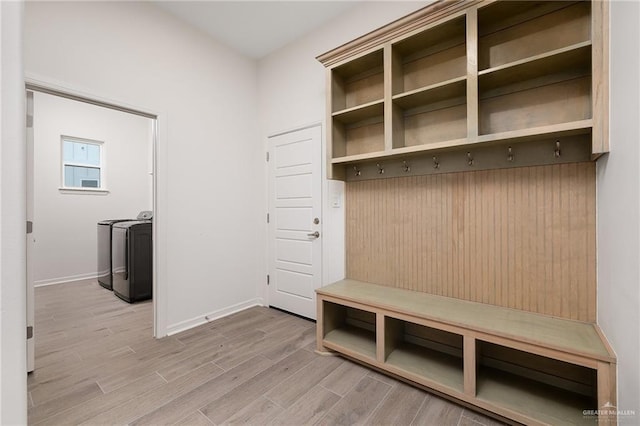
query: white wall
[
  {"left": 24, "top": 1, "right": 262, "bottom": 334},
  {"left": 256, "top": 1, "right": 431, "bottom": 302},
  {"left": 33, "top": 91, "right": 152, "bottom": 285},
  {"left": 597, "top": 1, "right": 640, "bottom": 417},
  {"left": 0, "top": 1, "right": 28, "bottom": 424}
]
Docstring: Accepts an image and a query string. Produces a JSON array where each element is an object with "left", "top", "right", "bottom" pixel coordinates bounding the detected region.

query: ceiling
[{"left": 153, "top": 1, "right": 361, "bottom": 59}]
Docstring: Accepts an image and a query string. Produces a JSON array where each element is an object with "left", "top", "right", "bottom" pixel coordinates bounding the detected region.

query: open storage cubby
[
  {"left": 477, "top": 1, "right": 593, "bottom": 136},
  {"left": 476, "top": 341, "right": 598, "bottom": 425},
  {"left": 321, "top": 300, "right": 377, "bottom": 362},
  {"left": 383, "top": 317, "right": 464, "bottom": 393},
  {"left": 392, "top": 80, "right": 467, "bottom": 148},
  {"left": 332, "top": 101, "right": 384, "bottom": 157},
  {"left": 330, "top": 49, "right": 385, "bottom": 158},
  {"left": 392, "top": 15, "right": 466, "bottom": 95},
  {"left": 477, "top": 1, "right": 591, "bottom": 71},
  {"left": 331, "top": 49, "right": 384, "bottom": 112}
]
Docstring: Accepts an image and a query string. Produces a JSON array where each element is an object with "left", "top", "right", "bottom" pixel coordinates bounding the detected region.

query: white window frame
[{"left": 59, "top": 135, "right": 108, "bottom": 194}]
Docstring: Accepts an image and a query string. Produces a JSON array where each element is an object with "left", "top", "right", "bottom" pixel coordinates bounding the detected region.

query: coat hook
[
  {"left": 433, "top": 156, "right": 440, "bottom": 169},
  {"left": 353, "top": 165, "right": 361, "bottom": 176},
  {"left": 467, "top": 152, "right": 474, "bottom": 166},
  {"left": 554, "top": 140, "right": 561, "bottom": 158},
  {"left": 507, "top": 146, "right": 514, "bottom": 162},
  {"left": 376, "top": 163, "right": 384, "bottom": 174},
  {"left": 402, "top": 161, "right": 410, "bottom": 173}
]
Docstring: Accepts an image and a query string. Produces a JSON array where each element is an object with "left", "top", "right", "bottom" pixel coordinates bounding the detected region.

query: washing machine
[
  {"left": 112, "top": 220, "right": 153, "bottom": 303},
  {"left": 97, "top": 219, "right": 134, "bottom": 290},
  {"left": 97, "top": 211, "right": 152, "bottom": 290}
]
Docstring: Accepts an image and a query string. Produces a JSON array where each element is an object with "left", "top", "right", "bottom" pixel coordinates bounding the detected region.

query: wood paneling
[{"left": 345, "top": 162, "right": 596, "bottom": 322}]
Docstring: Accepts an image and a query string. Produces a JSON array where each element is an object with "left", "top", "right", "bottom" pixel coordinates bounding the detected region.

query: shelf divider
[
  {"left": 384, "top": 43, "right": 394, "bottom": 152},
  {"left": 464, "top": 335, "right": 477, "bottom": 397},
  {"left": 466, "top": 7, "right": 479, "bottom": 140}
]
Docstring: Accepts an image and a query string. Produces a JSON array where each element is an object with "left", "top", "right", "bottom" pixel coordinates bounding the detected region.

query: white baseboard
[
  {"left": 166, "top": 298, "right": 266, "bottom": 336},
  {"left": 34, "top": 272, "right": 98, "bottom": 287}
]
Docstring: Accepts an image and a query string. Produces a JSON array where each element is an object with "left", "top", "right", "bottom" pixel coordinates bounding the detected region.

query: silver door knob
[{"left": 307, "top": 231, "right": 320, "bottom": 238}]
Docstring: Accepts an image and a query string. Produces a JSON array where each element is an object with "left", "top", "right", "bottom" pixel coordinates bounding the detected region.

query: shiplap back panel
[{"left": 345, "top": 162, "right": 596, "bottom": 322}]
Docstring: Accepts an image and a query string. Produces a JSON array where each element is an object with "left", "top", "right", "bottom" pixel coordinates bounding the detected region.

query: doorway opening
[{"left": 25, "top": 83, "right": 159, "bottom": 375}]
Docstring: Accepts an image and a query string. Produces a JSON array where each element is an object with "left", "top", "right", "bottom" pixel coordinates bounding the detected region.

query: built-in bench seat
[{"left": 316, "top": 279, "right": 617, "bottom": 426}]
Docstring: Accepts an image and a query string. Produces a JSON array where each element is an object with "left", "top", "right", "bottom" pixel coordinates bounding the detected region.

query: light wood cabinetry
[
  {"left": 319, "top": 0, "right": 608, "bottom": 180},
  {"left": 317, "top": 1, "right": 614, "bottom": 424}
]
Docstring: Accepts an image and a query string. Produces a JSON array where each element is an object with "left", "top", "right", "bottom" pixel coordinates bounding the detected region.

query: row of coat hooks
[{"left": 352, "top": 141, "right": 563, "bottom": 177}]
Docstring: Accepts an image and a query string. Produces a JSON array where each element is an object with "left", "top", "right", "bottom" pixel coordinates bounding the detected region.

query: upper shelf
[
  {"left": 479, "top": 42, "right": 592, "bottom": 95},
  {"left": 393, "top": 76, "right": 466, "bottom": 111},
  {"left": 332, "top": 99, "right": 384, "bottom": 125}
]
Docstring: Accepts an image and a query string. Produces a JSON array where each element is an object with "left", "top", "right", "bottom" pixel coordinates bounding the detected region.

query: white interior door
[
  {"left": 268, "top": 125, "right": 322, "bottom": 319},
  {"left": 26, "top": 90, "right": 35, "bottom": 373}
]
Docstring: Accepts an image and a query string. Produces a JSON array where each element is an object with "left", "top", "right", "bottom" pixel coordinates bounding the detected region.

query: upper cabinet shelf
[
  {"left": 319, "top": 0, "right": 608, "bottom": 180},
  {"left": 478, "top": 41, "right": 592, "bottom": 94},
  {"left": 332, "top": 99, "right": 384, "bottom": 124},
  {"left": 392, "top": 76, "right": 466, "bottom": 111}
]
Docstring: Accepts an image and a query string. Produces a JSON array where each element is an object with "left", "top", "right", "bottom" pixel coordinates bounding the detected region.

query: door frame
[
  {"left": 24, "top": 75, "right": 168, "bottom": 339},
  {"left": 265, "top": 122, "right": 324, "bottom": 316}
]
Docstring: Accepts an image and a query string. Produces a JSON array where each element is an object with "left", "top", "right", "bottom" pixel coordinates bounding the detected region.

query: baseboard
[
  {"left": 166, "top": 298, "right": 266, "bottom": 336},
  {"left": 34, "top": 272, "right": 98, "bottom": 287}
]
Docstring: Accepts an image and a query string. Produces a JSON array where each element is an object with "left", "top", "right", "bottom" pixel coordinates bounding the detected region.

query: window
[{"left": 61, "top": 137, "right": 104, "bottom": 190}]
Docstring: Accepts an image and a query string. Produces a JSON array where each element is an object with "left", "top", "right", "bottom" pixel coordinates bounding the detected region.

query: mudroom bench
[{"left": 316, "top": 279, "right": 617, "bottom": 426}]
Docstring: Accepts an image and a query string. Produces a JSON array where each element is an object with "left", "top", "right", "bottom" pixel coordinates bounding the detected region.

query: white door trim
[
  {"left": 24, "top": 75, "right": 168, "bottom": 338},
  {"left": 26, "top": 90, "right": 35, "bottom": 373}
]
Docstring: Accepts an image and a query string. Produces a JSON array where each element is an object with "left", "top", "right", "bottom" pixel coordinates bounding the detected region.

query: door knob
[{"left": 307, "top": 231, "right": 320, "bottom": 238}]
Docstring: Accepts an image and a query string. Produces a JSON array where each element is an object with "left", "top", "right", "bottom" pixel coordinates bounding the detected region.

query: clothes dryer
[{"left": 112, "top": 220, "right": 152, "bottom": 303}]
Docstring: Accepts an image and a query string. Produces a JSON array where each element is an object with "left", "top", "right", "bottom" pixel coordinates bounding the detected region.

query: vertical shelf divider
[
  {"left": 466, "top": 7, "right": 479, "bottom": 141},
  {"left": 463, "top": 334, "right": 477, "bottom": 397},
  {"left": 316, "top": 296, "right": 326, "bottom": 353},
  {"left": 384, "top": 43, "right": 395, "bottom": 152},
  {"left": 376, "top": 312, "right": 386, "bottom": 363},
  {"left": 591, "top": 0, "right": 609, "bottom": 156}
]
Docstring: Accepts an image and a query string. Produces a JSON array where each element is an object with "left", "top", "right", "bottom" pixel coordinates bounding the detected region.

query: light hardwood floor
[{"left": 29, "top": 280, "right": 506, "bottom": 425}]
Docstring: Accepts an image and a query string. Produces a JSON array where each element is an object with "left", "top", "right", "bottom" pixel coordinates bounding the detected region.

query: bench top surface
[{"left": 317, "top": 279, "right": 613, "bottom": 361}]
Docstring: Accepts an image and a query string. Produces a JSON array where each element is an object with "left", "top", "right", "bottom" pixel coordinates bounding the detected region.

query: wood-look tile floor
[{"left": 29, "top": 280, "right": 507, "bottom": 426}]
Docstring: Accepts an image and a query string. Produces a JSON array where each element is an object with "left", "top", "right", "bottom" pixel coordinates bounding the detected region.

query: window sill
[{"left": 58, "top": 187, "right": 110, "bottom": 195}]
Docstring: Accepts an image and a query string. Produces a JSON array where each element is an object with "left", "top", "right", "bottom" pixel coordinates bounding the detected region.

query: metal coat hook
[
  {"left": 377, "top": 163, "right": 384, "bottom": 174},
  {"left": 554, "top": 140, "right": 561, "bottom": 158},
  {"left": 402, "top": 161, "right": 410, "bottom": 173},
  {"left": 507, "top": 146, "right": 514, "bottom": 162},
  {"left": 433, "top": 156, "right": 440, "bottom": 169},
  {"left": 353, "top": 165, "right": 361, "bottom": 176},
  {"left": 467, "top": 152, "right": 474, "bottom": 166}
]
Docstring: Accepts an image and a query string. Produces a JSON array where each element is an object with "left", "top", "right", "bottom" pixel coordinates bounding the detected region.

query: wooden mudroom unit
[{"left": 315, "top": 1, "right": 615, "bottom": 425}]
